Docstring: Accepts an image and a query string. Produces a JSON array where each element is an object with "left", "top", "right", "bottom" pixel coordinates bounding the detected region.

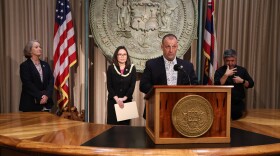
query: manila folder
[{"left": 114, "top": 101, "right": 139, "bottom": 121}]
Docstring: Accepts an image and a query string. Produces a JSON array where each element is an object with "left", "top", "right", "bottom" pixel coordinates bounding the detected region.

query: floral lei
[{"left": 113, "top": 63, "right": 134, "bottom": 77}]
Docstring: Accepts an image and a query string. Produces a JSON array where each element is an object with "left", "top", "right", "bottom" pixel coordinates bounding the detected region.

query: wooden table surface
[{"left": 1, "top": 110, "right": 280, "bottom": 156}]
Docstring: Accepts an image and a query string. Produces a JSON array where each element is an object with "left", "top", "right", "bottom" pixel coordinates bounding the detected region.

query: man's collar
[{"left": 163, "top": 56, "right": 177, "bottom": 64}]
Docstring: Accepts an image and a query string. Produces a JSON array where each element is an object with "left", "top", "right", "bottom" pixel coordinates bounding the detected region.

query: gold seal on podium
[{"left": 172, "top": 95, "right": 214, "bottom": 137}]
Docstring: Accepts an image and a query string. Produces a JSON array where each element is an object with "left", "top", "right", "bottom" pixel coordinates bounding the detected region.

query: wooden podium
[{"left": 144, "top": 85, "right": 233, "bottom": 144}]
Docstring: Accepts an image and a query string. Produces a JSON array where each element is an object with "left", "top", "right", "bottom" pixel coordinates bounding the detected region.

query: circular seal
[
  {"left": 172, "top": 95, "right": 214, "bottom": 137},
  {"left": 89, "top": 0, "right": 198, "bottom": 72}
]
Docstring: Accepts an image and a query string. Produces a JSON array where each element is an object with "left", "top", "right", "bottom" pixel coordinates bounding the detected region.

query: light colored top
[{"left": 163, "top": 57, "right": 177, "bottom": 85}]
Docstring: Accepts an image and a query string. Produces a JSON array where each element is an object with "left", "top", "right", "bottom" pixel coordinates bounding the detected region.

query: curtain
[{"left": 215, "top": 0, "right": 280, "bottom": 109}]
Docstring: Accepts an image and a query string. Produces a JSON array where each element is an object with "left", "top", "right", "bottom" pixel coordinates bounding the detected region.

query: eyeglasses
[{"left": 117, "top": 54, "right": 127, "bottom": 57}]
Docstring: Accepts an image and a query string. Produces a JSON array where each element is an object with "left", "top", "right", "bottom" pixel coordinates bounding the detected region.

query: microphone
[
  {"left": 173, "top": 64, "right": 183, "bottom": 71},
  {"left": 173, "top": 64, "right": 191, "bottom": 85}
]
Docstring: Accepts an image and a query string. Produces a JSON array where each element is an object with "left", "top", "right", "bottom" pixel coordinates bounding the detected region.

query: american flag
[
  {"left": 203, "top": 0, "right": 218, "bottom": 85},
  {"left": 53, "top": 0, "right": 77, "bottom": 110}
]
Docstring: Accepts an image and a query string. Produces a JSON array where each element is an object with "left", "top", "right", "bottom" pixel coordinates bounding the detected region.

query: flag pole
[
  {"left": 84, "top": 0, "right": 89, "bottom": 122},
  {"left": 197, "top": 0, "right": 204, "bottom": 84},
  {"left": 68, "top": 69, "right": 72, "bottom": 112}
]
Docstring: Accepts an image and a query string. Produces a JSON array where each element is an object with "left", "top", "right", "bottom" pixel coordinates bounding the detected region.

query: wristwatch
[{"left": 242, "top": 79, "right": 246, "bottom": 84}]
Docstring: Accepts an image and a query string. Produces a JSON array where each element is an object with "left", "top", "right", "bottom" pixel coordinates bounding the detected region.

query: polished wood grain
[
  {"left": 0, "top": 112, "right": 111, "bottom": 144},
  {"left": 0, "top": 110, "right": 280, "bottom": 155},
  {"left": 159, "top": 92, "right": 228, "bottom": 138},
  {"left": 146, "top": 86, "right": 231, "bottom": 144},
  {"left": 231, "top": 109, "right": 280, "bottom": 139}
]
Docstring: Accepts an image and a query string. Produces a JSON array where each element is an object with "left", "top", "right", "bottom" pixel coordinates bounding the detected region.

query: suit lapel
[
  {"left": 176, "top": 58, "right": 183, "bottom": 85},
  {"left": 41, "top": 61, "right": 48, "bottom": 84},
  {"left": 28, "top": 59, "right": 43, "bottom": 85},
  {"left": 159, "top": 56, "right": 167, "bottom": 85},
  {"left": 123, "top": 65, "right": 130, "bottom": 75}
]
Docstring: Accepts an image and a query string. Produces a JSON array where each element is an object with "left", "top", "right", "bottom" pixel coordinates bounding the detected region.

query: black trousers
[{"left": 231, "top": 99, "right": 245, "bottom": 120}]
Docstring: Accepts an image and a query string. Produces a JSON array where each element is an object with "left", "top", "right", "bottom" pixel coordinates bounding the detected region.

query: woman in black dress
[{"left": 106, "top": 46, "right": 136, "bottom": 125}]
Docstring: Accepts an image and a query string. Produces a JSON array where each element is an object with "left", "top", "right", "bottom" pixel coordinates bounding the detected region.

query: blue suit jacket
[
  {"left": 140, "top": 56, "right": 198, "bottom": 94},
  {"left": 19, "top": 58, "right": 54, "bottom": 112}
]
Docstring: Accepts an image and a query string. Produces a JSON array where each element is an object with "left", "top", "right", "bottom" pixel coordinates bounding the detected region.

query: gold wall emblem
[
  {"left": 90, "top": 0, "right": 198, "bottom": 72},
  {"left": 172, "top": 95, "right": 214, "bottom": 137}
]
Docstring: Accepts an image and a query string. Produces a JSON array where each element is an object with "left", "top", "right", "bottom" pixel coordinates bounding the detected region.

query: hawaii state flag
[
  {"left": 203, "top": 0, "right": 218, "bottom": 85},
  {"left": 53, "top": 0, "right": 77, "bottom": 110}
]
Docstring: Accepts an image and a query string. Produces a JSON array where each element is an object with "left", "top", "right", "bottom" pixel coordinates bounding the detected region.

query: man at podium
[{"left": 140, "top": 34, "right": 198, "bottom": 118}]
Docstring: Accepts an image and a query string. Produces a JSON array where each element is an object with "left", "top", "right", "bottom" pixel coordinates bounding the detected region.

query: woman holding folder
[{"left": 106, "top": 46, "right": 136, "bottom": 125}]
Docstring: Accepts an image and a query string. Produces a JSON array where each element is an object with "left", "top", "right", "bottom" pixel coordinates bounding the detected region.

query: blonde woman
[{"left": 19, "top": 40, "right": 54, "bottom": 112}]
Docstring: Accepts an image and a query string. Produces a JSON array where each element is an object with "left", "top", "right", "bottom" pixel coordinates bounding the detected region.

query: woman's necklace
[{"left": 113, "top": 63, "right": 134, "bottom": 77}]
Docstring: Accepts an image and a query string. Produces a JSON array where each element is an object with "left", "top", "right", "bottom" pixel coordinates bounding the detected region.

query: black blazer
[
  {"left": 140, "top": 56, "right": 198, "bottom": 94},
  {"left": 107, "top": 64, "right": 136, "bottom": 101},
  {"left": 19, "top": 58, "right": 54, "bottom": 112}
]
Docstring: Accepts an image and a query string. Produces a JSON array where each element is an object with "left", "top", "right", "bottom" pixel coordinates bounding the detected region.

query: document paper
[{"left": 114, "top": 101, "right": 139, "bottom": 121}]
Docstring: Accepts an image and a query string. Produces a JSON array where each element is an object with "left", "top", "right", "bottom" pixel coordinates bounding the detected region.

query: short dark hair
[
  {"left": 112, "top": 46, "right": 131, "bottom": 66},
  {"left": 23, "top": 40, "right": 39, "bottom": 58},
  {"left": 223, "top": 49, "right": 237, "bottom": 58},
  {"left": 162, "top": 34, "right": 178, "bottom": 44}
]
